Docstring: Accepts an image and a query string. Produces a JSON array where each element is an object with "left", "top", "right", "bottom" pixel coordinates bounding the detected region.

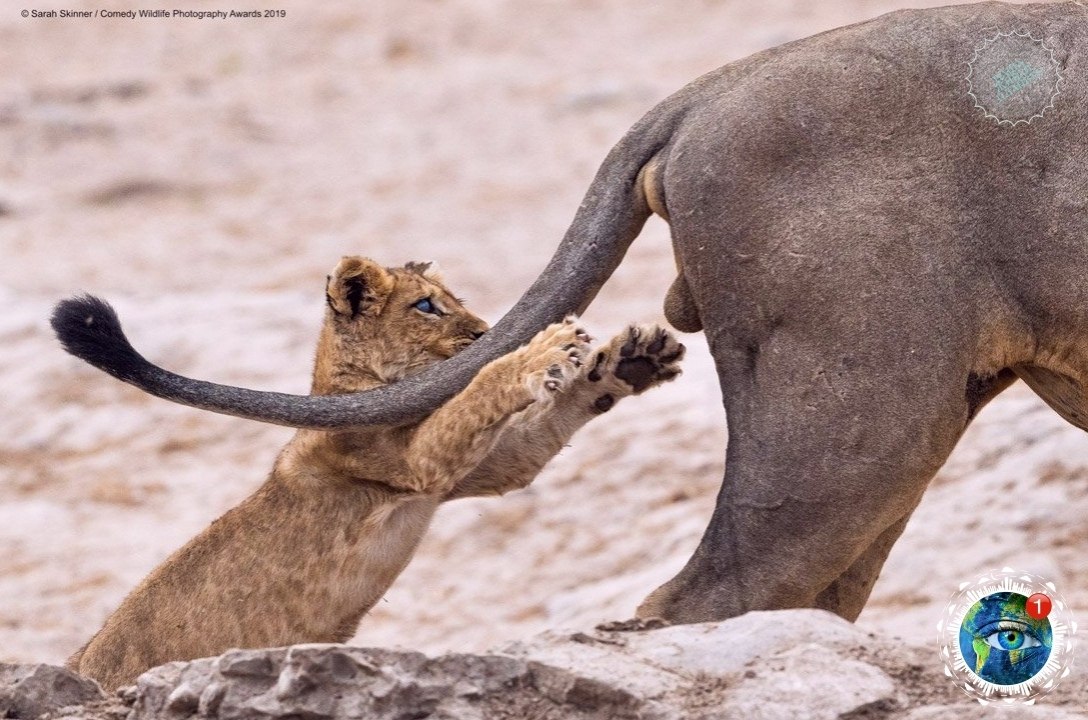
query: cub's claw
[{"left": 521, "top": 317, "right": 592, "bottom": 401}]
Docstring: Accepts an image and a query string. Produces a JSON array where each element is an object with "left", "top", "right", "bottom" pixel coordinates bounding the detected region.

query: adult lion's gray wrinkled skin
[{"left": 52, "top": 2, "right": 1088, "bottom": 624}]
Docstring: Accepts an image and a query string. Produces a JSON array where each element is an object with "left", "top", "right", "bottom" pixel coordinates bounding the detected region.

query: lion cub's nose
[{"left": 470, "top": 330, "right": 486, "bottom": 340}]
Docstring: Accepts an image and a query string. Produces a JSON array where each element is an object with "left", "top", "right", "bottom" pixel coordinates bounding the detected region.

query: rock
[
  {"left": 128, "top": 645, "right": 535, "bottom": 720},
  {"left": 126, "top": 611, "right": 904, "bottom": 720},
  {"left": 6, "top": 610, "right": 1087, "bottom": 719},
  {"left": 509, "top": 608, "right": 865, "bottom": 679},
  {"left": 0, "top": 663, "right": 106, "bottom": 719},
  {"left": 613, "top": 609, "right": 867, "bottom": 675},
  {"left": 904, "top": 706, "right": 1088, "bottom": 720},
  {"left": 716, "top": 643, "right": 900, "bottom": 720}
]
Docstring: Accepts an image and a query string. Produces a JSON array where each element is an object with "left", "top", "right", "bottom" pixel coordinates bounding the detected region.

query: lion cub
[{"left": 68, "top": 257, "right": 684, "bottom": 690}]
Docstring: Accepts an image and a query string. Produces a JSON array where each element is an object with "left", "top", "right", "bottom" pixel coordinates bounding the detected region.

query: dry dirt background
[{"left": 2, "top": 0, "right": 1083, "bottom": 678}]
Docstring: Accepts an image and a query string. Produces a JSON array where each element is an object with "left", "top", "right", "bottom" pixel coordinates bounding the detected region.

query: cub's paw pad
[
  {"left": 592, "top": 393, "right": 615, "bottom": 414},
  {"left": 591, "top": 325, "right": 685, "bottom": 394}
]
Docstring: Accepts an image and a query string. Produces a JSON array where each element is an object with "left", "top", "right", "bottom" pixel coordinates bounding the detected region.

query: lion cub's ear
[
  {"left": 404, "top": 260, "right": 443, "bottom": 283},
  {"left": 326, "top": 257, "right": 395, "bottom": 318}
]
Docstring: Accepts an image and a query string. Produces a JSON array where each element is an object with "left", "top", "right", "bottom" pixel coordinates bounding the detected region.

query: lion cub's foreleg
[
  {"left": 403, "top": 318, "right": 591, "bottom": 495},
  {"left": 448, "top": 324, "right": 685, "bottom": 500}
]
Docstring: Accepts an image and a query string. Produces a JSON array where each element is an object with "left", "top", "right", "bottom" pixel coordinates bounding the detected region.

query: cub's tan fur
[{"left": 68, "top": 257, "right": 684, "bottom": 690}]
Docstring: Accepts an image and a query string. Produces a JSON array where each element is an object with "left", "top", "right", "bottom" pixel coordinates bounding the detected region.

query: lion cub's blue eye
[{"left": 413, "top": 298, "right": 437, "bottom": 314}]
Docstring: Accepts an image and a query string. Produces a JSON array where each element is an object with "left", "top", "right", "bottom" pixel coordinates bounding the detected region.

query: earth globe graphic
[{"left": 958, "top": 591, "right": 1052, "bottom": 685}]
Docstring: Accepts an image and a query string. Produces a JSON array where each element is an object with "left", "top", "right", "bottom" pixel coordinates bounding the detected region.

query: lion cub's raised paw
[
  {"left": 518, "top": 316, "right": 592, "bottom": 403},
  {"left": 588, "top": 325, "right": 685, "bottom": 398}
]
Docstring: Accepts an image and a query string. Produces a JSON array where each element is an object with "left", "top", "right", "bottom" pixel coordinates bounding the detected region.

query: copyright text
[{"left": 21, "top": 9, "right": 286, "bottom": 19}]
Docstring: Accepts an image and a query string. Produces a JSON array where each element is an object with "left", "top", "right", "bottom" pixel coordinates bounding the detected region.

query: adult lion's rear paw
[
  {"left": 595, "top": 616, "right": 671, "bottom": 633},
  {"left": 588, "top": 324, "right": 685, "bottom": 396},
  {"left": 521, "top": 316, "right": 592, "bottom": 402}
]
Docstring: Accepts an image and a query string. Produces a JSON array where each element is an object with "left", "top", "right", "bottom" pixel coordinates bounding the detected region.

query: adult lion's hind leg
[
  {"left": 636, "top": 349, "right": 977, "bottom": 625},
  {"left": 811, "top": 368, "right": 1019, "bottom": 619},
  {"left": 811, "top": 514, "right": 912, "bottom": 620}
]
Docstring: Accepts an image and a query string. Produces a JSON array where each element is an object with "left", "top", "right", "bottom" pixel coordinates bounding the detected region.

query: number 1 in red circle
[{"left": 1027, "top": 592, "right": 1052, "bottom": 620}]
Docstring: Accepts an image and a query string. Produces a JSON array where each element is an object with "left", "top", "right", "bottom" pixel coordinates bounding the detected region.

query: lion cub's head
[{"left": 313, "top": 257, "right": 489, "bottom": 394}]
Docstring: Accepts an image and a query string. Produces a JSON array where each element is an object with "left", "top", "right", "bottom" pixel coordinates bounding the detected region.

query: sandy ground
[{"left": 2, "top": 0, "right": 1082, "bottom": 683}]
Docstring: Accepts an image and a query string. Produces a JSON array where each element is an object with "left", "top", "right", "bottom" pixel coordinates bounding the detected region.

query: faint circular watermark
[{"left": 966, "top": 29, "right": 1062, "bottom": 127}]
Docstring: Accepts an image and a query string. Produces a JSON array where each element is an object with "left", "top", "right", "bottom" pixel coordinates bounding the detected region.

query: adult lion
[{"left": 52, "top": 2, "right": 1088, "bottom": 624}]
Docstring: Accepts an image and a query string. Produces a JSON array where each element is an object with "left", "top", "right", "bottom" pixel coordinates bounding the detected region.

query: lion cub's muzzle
[
  {"left": 455, "top": 329, "right": 486, "bottom": 352},
  {"left": 446, "top": 326, "right": 485, "bottom": 355}
]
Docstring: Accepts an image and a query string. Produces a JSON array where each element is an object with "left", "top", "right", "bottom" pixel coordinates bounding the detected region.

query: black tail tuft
[{"left": 50, "top": 295, "right": 149, "bottom": 382}]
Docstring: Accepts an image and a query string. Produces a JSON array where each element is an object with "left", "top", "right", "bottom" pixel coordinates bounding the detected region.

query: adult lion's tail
[
  {"left": 52, "top": 295, "right": 144, "bottom": 384},
  {"left": 51, "top": 101, "right": 686, "bottom": 429}
]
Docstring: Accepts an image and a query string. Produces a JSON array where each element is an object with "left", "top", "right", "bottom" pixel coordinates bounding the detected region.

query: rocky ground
[
  {"left": 4, "top": 610, "right": 1087, "bottom": 720},
  {"left": 2, "top": 0, "right": 1086, "bottom": 716}
]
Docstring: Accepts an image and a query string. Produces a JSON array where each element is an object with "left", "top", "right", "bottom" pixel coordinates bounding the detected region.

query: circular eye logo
[
  {"left": 966, "top": 29, "right": 1063, "bottom": 127},
  {"left": 938, "top": 569, "right": 1076, "bottom": 703},
  {"left": 959, "top": 591, "right": 1051, "bottom": 685}
]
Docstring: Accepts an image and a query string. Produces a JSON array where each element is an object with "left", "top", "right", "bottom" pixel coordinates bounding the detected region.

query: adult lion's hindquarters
[{"left": 635, "top": 1, "right": 1088, "bottom": 624}]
